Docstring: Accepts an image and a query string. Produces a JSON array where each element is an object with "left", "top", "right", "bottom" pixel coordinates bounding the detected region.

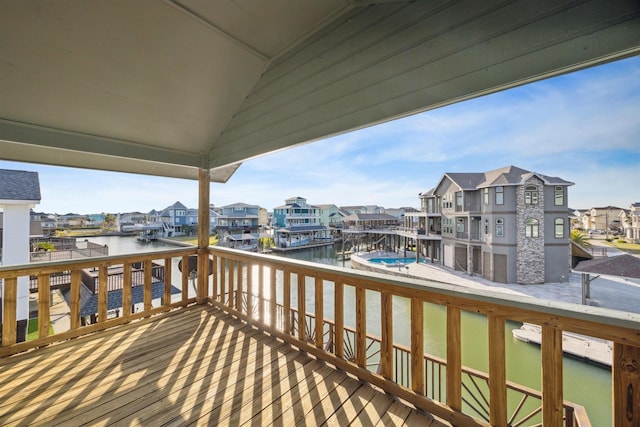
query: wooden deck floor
[{"left": 0, "top": 305, "right": 448, "bottom": 426}]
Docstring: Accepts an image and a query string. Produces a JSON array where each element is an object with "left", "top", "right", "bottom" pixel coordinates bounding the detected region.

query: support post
[
  {"left": 613, "top": 343, "right": 640, "bottom": 427},
  {"left": 197, "top": 168, "right": 210, "bottom": 304}
]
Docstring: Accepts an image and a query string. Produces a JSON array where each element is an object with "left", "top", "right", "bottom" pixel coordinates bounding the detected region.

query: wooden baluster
[
  {"left": 123, "top": 262, "right": 132, "bottom": 317},
  {"left": 613, "top": 343, "right": 640, "bottom": 427},
  {"left": 2, "top": 278, "right": 17, "bottom": 346},
  {"left": 211, "top": 254, "right": 218, "bottom": 301},
  {"left": 541, "top": 325, "right": 563, "bottom": 426},
  {"left": 38, "top": 274, "right": 51, "bottom": 338},
  {"left": 447, "top": 306, "right": 461, "bottom": 410},
  {"left": 315, "top": 276, "right": 323, "bottom": 349},
  {"left": 98, "top": 265, "right": 108, "bottom": 323},
  {"left": 356, "top": 286, "right": 366, "bottom": 368},
  {"left": 163, "top": 257, "right": 172, "bottom": 306},
  {"left": 144, "top": 259, "right": 152, "bottom": 312},
  {"left": 228, "top": 260, "right": 235, "bottom": 309},
  {"left": 334, "top": 282, "right": 344, "bottom": 359},
  {"left": 380, "top": 290, "right": 393, "bottom": 380},
  {"left": 283, "top": 270, "right": 291, "bottom": 334},
  {"left": 246, "top": 262, "right": 253, "bottom": 318},
  {"left": 488, "top": 315, "right": 507, "bottom": 427},
  {"left": 270, "top": 266, "right": 277, "bottom": 329},
  {"left": 258, "top": 264, "right": 264, "bottom": 324},
  {"left": 411, "top": 297, "right": 424, "bottom": 393},
  {"left": 70, "top": 270, "right": 81, "bottom": 329},
  {"left": 298, "top": 275, "right": 306, "bottom": 341},
  {"left": 220, "top": 258, "right": 227, "bottom": 305},
  {"left": 181, "top": 255, "right": 189, "bottom": 303},
  {"left": 236, "top": 261, "right": 243, "bottom": 312}
]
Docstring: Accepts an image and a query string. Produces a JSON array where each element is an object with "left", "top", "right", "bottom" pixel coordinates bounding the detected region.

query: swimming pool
[{"left": 367, "top": 257, "right": 428, "bottom": 265}]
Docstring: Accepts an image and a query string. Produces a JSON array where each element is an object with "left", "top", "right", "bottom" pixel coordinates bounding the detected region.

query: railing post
[
  {"left": 613, "top": 343, "right": 640, "bottom": 427},
  {"left": 163, "top": 257, "right": 172, "bottom": 306},
  {"left": 541, "top": 325, "right": 563, "bottom": 426},
  {"left": 98, "top": 265, "right": 108, "bottom": 322},
  {"left": 335, "top": 282, "right": 344, "bottom": 359},
  {"left": 181, "top": 255, "right": 189, "bottom": 303},
  {"left": 356, "top": 286, "right": 366, "bottom": 368},
  {"left": 2, "top": 278, "right": 17, "bottom": 346},
  {"left": 447, "top": 306, "right": 462, "bottom": 410},
  {"left": 298, "top": 275, "right": 306, "bottom": 341},
  {"left": 70, "top": 270, "right": 81, "bottom": 329},
  {"left": 143, "top": 260, "right": 152, "bottom": 312},
  {"left": 283, "top": 270, "right": 291, "bottom": 334},
  {"left": 488, "top": 315, "right": 507, "bottom": 427},
  {"left": 270, "top": 267, "right": 277, "bottom": 329},
  {"left": 228, "top": 260, "right": 235, "bottom": 309},
  {"left": 381, "top": 291, "right": 393, "bottom": 380},
  {"left": 315, "top": 276, "right": 323, "bottom": 349},
  {"left": 246, "top": 261, "right": 252, "bottom": 318},
  {"left": 258, "top": 264, "right": 264, "bottom": 324},
  {"left": 123, "top": 262, "right": 132, "bottom": 316},
  {"left": 37, "top": 274, "right": 51, "bottom": 338},
  {"left": 236, "top": 261, "right": 243, "bottom": 313},
  {"left": 411, "top": 297, "right": 424, "bottom": 393}
]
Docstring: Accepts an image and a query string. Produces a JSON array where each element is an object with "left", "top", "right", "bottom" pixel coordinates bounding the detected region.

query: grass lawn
[
  {"left": 27, "top": 318, "right": 54, "bottom": 341},
  {"left": 603, "top": 239, "right": 640, "bottom": 255}
]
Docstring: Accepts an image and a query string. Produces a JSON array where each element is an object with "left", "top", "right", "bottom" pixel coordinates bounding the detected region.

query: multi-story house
[
  {"left": 273, "top": 197, "right": 332, "bottom": 249},
  {"left": 315, "top": 204, "right": 348, "bottom": 229},
  {"left": 216, "top": 202, "right": 261, "bottom": 250},
  {"left": 581, "top": 206, "right": 626, "bottom": 234},
  {"left": 340, "top": 205, "right": 385, "bottom": 215},
  {"left": 421, "top": 165, "right": 573, "bottom": 284},
  {"left": 626, "top": 202, "right": 640, "bottom": 242}
]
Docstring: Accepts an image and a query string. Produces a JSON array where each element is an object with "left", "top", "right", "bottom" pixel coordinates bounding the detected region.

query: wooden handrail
[
  {"left": 206, "top": 246, "right": 640, "bottom": 426},
  {"left": 3, "top": 246, "right": 640, "bottom": 425}
]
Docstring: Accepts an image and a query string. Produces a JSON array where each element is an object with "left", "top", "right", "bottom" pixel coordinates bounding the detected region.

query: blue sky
[{"left": 1, "top": 56, "right": 639, "bottom": 215}]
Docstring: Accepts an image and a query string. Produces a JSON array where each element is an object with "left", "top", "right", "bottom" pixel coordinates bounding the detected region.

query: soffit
[{"left": 0, "top": 0, "right": 639, "bottom": 181}]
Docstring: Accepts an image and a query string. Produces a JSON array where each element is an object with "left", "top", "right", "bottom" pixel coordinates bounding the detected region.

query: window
[
  {"left": 455, "top": 191, "right": 463, "bottom": 211},
  {"left": 524, "top": 186, "right": 538, "bottom": 204},
  {"left": 484, "top": 218, "right": 489, "bottom": 234},
  {"left": 555, "top": 218, "right": 564, "bottom": 238},
  {"left": 442, "top": 193, "right": 453, "bottom": 209},
  {"left": 525, "top": 218, "right": 539, "bottom": 237},
  {"left": 495, "top": 186, "right": 504, "bottom": 205},
  {"left": 495, "top": 218, "right": 504, "bottom": 237},
  {"left": 554, "top": 186, "right": 564, "bottom": 206},
  {"left": 483, "top": 188, "right": 489, "bottom": 205},
  {"left": 443, "top": 217, "right": 453, "bottom": 234}
]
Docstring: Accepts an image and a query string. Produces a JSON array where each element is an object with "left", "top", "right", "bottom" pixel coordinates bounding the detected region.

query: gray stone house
[{"left": 421, "top": 165, "right": 573, "bottom": 284}]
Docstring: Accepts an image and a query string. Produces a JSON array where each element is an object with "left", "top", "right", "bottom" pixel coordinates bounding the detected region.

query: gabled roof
[
  {"left": 222, "top": 202, "right": 260, "bottom": 209},
  {"left": 0, "top": 169, "right": 41, "bottom": 202},
  {"left": 165, "top": 201, "right": 188, "bottom": 211},
  {"left": 436, "top": 165, "right": 574, "bottom": 193},
  {"left": 574, "top": 254, "right": 640, "bottom": 279}
]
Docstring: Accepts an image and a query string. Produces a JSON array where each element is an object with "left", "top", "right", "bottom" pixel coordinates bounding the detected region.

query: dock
[{"left": 512, "top": 323, "right": 612, "bottom": 368}]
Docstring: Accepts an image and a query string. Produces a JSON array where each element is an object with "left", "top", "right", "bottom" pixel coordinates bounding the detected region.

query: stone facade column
[{"left": 516, "top": 177, "right": 545, "bottom": 284}]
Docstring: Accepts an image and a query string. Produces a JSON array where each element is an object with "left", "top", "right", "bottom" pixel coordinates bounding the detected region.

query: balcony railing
[{"left": 2, "top": 246, "right": 640, "bottom": 425}]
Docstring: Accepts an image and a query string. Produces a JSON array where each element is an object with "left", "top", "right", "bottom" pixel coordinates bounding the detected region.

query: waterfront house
[
  {"left": 1, "top": 2, "right": 639, "bottom": 425},
  {"left": 315, "top": 203, "right": 349, "bottom": 230},
  {"left": 273, "top": 197, "right": 332, "bottom": 250},
  {"left": 216, "top": 202, "right": 261, "bottom": 250},
  {"left": 413, "top": 166, "right": 574, "bottom": 285}
]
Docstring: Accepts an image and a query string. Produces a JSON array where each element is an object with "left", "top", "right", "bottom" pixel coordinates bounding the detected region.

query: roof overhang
[{"left": 1, "top": 1, "right": 639, "bottom": 181}]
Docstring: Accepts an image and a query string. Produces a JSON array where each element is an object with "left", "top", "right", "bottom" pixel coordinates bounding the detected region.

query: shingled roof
[
  {"left": 442, "top": 165, "right": 574, "bottom": 191},
  {"left": 574, "top": 254, "right": 640, "bottom": 279},
  {"left": 0, "top": 169, "right": 41, "bottom": 202}
]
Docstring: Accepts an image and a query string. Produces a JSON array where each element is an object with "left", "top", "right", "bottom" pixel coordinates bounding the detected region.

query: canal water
[{"left": 93, "top": 236, "right": 611, "bottom": 425}]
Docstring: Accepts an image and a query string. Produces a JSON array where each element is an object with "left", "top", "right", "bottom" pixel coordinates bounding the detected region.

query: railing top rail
[
  {"left": 209, "top": 246, "right": 640, "bottom": 345},
  {"left": 0, "top": 247, "right": 198, "bottom": 277}
]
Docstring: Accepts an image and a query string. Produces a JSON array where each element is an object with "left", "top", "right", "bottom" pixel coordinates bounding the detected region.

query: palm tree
[{"left": 570, "top": 229, "right": 593, "bottom": 248}]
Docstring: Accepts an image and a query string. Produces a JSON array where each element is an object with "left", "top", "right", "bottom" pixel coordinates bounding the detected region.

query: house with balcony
[
  {"left": 216, "top": 202, "right": 261, "bottom": 250},
  {"left": 422, "top": 165, "right": 574, "bottom": 284},
  {"left": 581, "top": 205, "right": 627, "bottom": 234},
  {"left": 1, "top": 3, "right": 639, "bottom": 426},
  {"left": 315, "top": 204, "right": 349, "bottom": 230},
  {"left": 400, "top": 188, "right": 443, "bottom": 262},
  {"left": 273, "top": 197, "right": 332, "bottom": 250}
]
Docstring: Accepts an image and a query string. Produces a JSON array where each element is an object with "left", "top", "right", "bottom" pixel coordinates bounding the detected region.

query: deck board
[{"left": 0, "top": 305, "right": 448, "bottom": 426}]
